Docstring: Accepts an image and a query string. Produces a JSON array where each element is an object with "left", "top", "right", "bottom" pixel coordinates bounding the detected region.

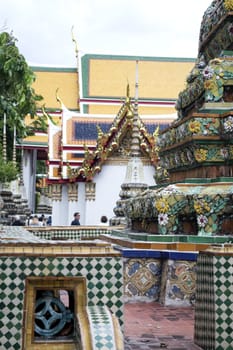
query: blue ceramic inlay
[{"left": 118, "top": 247, "right": 198, "bottom": 261}]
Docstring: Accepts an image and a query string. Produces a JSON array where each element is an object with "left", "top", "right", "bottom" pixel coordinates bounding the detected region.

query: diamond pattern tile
[
  {"left": 0, "top": 256, "right": 123, "bottom": 349},
  {"left": 87, "top": 305, "right": 116, "bottom": 350},
  {"left": 214, "top": 256, "right": 233, "bottom": 349},
  {"left": 195, "top": 253, "right": 233, "bottom": 350}
]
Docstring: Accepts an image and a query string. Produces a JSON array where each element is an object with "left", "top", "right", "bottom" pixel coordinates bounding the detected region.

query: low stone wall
[
  {"left": 27, "top": 227, "right": 230, "bottom": 306},
  {"left": 0, "top": 227, "right": 123, "bottom": 350},
  {"left": 27, "top": 225, "right": 110, "bottom": 240}
]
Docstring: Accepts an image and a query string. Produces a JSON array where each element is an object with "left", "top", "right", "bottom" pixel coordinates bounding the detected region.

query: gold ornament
[{"left": 224, "top": 0, "right": 233, "bottom": 11}]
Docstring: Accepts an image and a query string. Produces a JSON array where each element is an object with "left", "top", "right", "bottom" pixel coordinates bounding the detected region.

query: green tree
[
  {"left": 0, "top": 160, "right": 18, "bottom": 184},
  {"left": 0, "top": 31, "right": 50, "bottom": 182},
  {"left": 0, "top": 31, "right": 48, "bottom": 156}
]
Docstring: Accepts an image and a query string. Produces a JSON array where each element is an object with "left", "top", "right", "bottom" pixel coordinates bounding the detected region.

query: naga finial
[{"left": 55, "top": 88, "right": 62, "bottom": 107}]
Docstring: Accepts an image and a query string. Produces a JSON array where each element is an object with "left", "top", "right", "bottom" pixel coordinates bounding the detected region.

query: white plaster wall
[
  {"left": 85, "top": 164, "right": 126, "bottom": 225},
  {"left": 68, "top": 183, "right": 86, "bottom": 226},
  {"left": 84, "top": 163, "right": 155, "bottom": 226},
  {"left": 52, "top": 183, "right": 86, "bottom": 226},
  {"left": 52, "top": 191, "right": 66, "bottom": 226},
  {"left": 51, "top": 163, "right": 155, "bottom": 226},
  {"left": 52, "top": 169, "right": 124, "bottom": 226}
]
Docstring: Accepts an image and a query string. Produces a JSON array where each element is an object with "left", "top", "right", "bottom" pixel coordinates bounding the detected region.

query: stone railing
[{"left": 26, "top": 226, "right": 111, "bottom": 240}]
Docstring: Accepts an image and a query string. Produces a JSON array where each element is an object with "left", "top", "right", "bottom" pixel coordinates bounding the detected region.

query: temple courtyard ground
[{"left": 124, "top": 302, "right": 202, "bottom": 349}]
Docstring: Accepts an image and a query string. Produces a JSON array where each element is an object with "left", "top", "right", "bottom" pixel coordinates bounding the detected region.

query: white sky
[{"left": 1, "top": 0, "right": 211, "bottom": 67}]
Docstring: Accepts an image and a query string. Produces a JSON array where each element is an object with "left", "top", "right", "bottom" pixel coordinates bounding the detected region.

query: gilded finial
[
  {"left": 153, "top": 126, "right": 160, "bottom": 139},
  {"left": 41, "top": 105, "right": 49, "bottom": 118},
  {"left": 127, "top": 82, "right": 130, "bottom": 97},
  {"left": 135, "top": 60, "right": 139, "bottom": 102},
  {"left": 126, "top": 81, "right": 130, "bottom": 103},
  {"left": 56, "top": 88, "right": 62, "bottom": 107}
]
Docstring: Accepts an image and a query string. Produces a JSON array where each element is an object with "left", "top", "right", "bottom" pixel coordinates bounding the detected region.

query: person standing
[
  {"left": 71, "top": 212, "right": 80, "bottom": 225},
  {"left": 12, "top": 215, "right": 24, "bottom": 226},
  {"left": 47, "top": 216, "right": 52, "bottom": 226},
  {"left": 30, "top": 215, "right": 41, "bottom": 226}
]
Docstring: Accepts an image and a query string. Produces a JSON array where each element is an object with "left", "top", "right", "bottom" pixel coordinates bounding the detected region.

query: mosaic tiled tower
[{"left": 122, "top": 1, "right": 233, "bottom": 236}]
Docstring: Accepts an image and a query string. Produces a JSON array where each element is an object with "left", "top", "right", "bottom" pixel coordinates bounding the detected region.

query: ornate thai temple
[
  {"left": 2, "top": 1, "right": 233, "bottom": 349},
  {"left": 21, "top": 54, "right": 194, "bottom": 225}
]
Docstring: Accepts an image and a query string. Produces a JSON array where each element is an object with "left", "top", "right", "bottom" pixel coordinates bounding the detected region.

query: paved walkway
[{"left": 124, "top": 302, "right": 202, "bottom": 349}]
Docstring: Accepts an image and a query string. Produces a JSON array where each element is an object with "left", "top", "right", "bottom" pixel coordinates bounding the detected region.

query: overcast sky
[{"left": 1, "top": 0, "right": 211, "bottom": 67}]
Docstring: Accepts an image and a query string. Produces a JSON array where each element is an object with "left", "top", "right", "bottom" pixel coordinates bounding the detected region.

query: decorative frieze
[
  {"left": 51, "top": 184, "right": 62, "bottom": 201},
  {"left": 68, "top": 183, "right": 78, "bottom": 202},
  {"left": 85, "top": 182, "right": 96, "bottom": 201}
]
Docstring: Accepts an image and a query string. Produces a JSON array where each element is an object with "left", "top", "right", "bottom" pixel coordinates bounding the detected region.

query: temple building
[{"left": 20, "top": 54, "right": 194, "bottom": 225}]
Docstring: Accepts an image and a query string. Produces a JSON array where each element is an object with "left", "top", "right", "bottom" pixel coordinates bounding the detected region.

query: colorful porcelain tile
[{"left": 124, "top": 258, "right": 161, "bottom": 300}]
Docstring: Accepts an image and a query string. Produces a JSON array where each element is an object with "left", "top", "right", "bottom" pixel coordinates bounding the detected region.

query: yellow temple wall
[
  {"left": 88, "top": 59, "right": 194, "bottom": 99},
  {"left": 88, "top": 104, "right": 177, "bottom": 115},
  {"left": 32, "top": 69, "right": 79, "bottom": 110},
  {"left": 31, "top": 56, "right": 195, "bottom": 116}
]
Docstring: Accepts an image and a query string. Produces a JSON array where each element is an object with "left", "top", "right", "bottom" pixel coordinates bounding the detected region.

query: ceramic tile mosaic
[
  {"left": 124, "top": 258, "right": 162, "bottom": 301},
  {"left": 0, "top": 256, "right": 123, "bottom": 350},
  {"left": 87, "top": 305, "right": 116, "bottom": 350},
  {"left": 160, "top": 259, "right": 197, "bottom": 306},
  {"left": 194, "top": 252, "right": 233, "bottom": 350},
  {"left": 119, "top": 248, "right": 198, "bottom": 304}
]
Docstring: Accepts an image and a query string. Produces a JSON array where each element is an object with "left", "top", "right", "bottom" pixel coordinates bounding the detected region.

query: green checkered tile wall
[
  {"left": 214, "top": 256, "right": 233, "bottom": 350},
  {"left": 194, "top": 253, "right": 233, "bottom": 350},
  {"left": 0, "top": 256, "right": 123, "bottom": 350}
]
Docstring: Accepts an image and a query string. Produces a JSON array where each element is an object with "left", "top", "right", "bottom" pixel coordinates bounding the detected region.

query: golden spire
[
  {"left": 130, "top": 60, "right": 140, "bottom": 157},
  {"left": 126, "top": 81, "right": 134, "bottom": 118},
  {"left": 126, "top": 82, "right": 130, "bottom": 102}
]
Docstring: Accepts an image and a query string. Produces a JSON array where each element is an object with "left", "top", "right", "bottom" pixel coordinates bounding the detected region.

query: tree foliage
[
  {"left": 0, "top": 158, "right": 18, "bottom": 183},
  {"left": 0, "top": 31, "right": 52, "bottom": 182},
  {"left": 0, "top": 31, "right": 49, "bottom": 150}
]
